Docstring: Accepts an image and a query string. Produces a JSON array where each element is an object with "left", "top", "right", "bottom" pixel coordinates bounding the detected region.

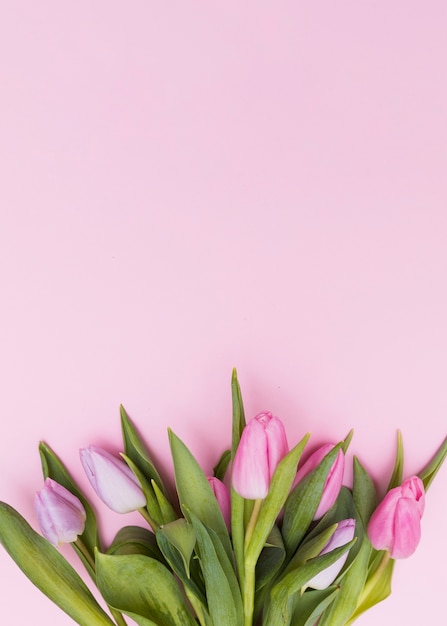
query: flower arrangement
[{"left": 0, "top": 370, "right": 445, "bottom": 626}]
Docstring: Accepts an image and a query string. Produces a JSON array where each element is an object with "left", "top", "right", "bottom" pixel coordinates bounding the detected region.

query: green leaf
[
  {"left": 282, "top": 444, "right": 343, "bottom": 557},
  {"left": 107, "top": 525, "right": 163, "bottom": 561},
  {"left": 341, "top": 429, "right": 354, "bottom": 454},
  {"left": 120, "top": 405, "right": 166, "bottom": 490},
  {"left": 151, "top": 479, "right": 178, "bottom": 524},
  {"left": 352, "top": 456, "right": 377, "bottom": 527},
  {"left": 189, "top": 512, "right": 243, "bottom": 626},
  {"left": 39, "top": 441, "right": 99, "bottom": 573},
  {"left": 387, "top": 430, "right": 404, "bottom": 491},
  {"left": 120, "top": 453, "right": 162, "bottom": 528},
  {"left": 231, "top": 368, "right": 246, "bottom": 461},
  {"left": 255, "top": 525, "right": 286, "bottom": 591},
  {"left": 156, "top": 518, "right": 196, "bottom": 577},
  {"left": 264, "top": 541, "right": 356, "bottom": 626},
  {"left": 317, "top": 540, "right": 371, "bottom": 626},
  {"left": 0, "top": 502, "right": 114, "bottom": 626},
  {"left": 213, "top": 449, "right": 231, "bottom": 481},
  {"left": 168, "top": 429, "right": 232, "bottom": 560},
  {"left": 418, "top": 435, "right": 447, "bottom": 491},
  {"left": 246, "top": 434, "right": 310, "bottom": 565},
  {"left": 96, "top": 551, "right": 196, "bottom": 626},
  {"left": 290, "top": 587, "right": 339, "bottom": 626},
  {"left": 345, "top": 552, "right": 395, "bottom": 624}
]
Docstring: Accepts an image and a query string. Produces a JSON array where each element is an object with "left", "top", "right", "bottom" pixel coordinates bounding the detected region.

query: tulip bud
[
  {"left": 80, "top": 446, "right": 147, "bottom": 514},
  {"left": 367, "top": 475, "right": 425, "bottom": 559},
  {"left": 34, "top": 478, "right": 86, "bottom": 546},
  {"left": 294, "top": 444, "right": 345, "bottom": 519},
  {"left": 207, "top": 477, "right": 231, "bottom": 531},
  {"left": 232, "top": 411, "right": 288, "bottom": 500},
  {"left": 307, "top": 518, "right": 356, "bottom": 589}
]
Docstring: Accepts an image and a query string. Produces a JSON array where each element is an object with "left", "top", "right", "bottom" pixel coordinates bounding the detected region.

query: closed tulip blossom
[
  {"left": 232, "top": 411, "right": 288, "bottom": 500},
  {"left": 35, "top": 478, "right": 86, "bottom": 546},
  {"left": 294, "top": 444, "right": 345, "bottom": 519},
  {"left": 80, "top": 446, "right": 147, "bottom": 514},
  {"left": 367, "top": 475, "right": 425, "bottom": 559},
  {"left": 307, "top": 518, "right": 356, "bottom": 590},
  {"left": 207, "top": 477, "right": 231, "bottom": 531}
]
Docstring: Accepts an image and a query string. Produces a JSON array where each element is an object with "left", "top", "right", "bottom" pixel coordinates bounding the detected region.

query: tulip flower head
[
  {"left": 80, "top": 446, "right": 147, "bottom": 514},
  {"left": 294, "top": 443, "right": 345, "bottom": 519},
  {"left": 307, "top": 518, "right": 356, "bottom": 590},
  {"left": 35, "top": 478, "right": 86, "bottom": 546},
  {"left": 207, "top": 477, "right": 231, "bottom": 531},
  {"left": 232, "top": 411, "right": 288, "bottom": 500},
  {"left": 367, "top": 475, "right": 425, "bottom": 559}
]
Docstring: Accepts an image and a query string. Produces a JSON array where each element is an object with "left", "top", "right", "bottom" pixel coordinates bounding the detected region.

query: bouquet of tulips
[{"left": 0, "top": 371, "right": 446, "bottom": 626}]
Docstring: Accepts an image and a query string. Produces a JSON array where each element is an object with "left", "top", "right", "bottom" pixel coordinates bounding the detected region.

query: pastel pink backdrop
[{"left": 1, "top": 2, "right": 446, "bottom": 624}]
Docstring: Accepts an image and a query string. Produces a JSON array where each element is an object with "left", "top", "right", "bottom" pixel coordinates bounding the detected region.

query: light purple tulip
[
  {"left": 35, "top": 478, "right": 86, "bottom": 546},
  {"left": 307, "top": 518, "right": 356, "bottom": 589},
  {"left": 294, "top": 444, "right": 345, "bottom": 519},
  {"left": 207, "top": 477, "right": 231, "bottom": 531},
  {"left": 232, "top": 411, "right": 288, "bottom": 500},
  {"left": 367, "top": 475, "right": 425, "bottom": 559},
  {"left": 80, "top": 446, "right": 147, "bottom": 513}
]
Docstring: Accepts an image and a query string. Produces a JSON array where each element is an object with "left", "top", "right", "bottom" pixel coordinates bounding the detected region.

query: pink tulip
[
  {"left": 294, "top": 444, "right": 345, "bottom": 519},
  {"left": 232, "top": 411, "right": 288, "bottom": 499},
  {"left": 35, "top": 478, "right": 86, "bottom": 546},
  {"left": 307, "top": 518, "right": 356, "bottom": 589},
  {"left": 207, "top": 477, "right": 231, "bottom": 531},
  {"left": 80, "top": 446, "right": 147, "bottom": 513},
  {"left": 367, "top": 475, "right": 425, "bottom": 559}
]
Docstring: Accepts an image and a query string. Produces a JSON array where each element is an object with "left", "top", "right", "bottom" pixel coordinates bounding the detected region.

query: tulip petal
[
  {"left": 232, "top": 418, "right": 269, "bottom": 499},
  {"left": 35, "top": 478, "right": 86, "bottom": 546},
  {"left": 390, "top": 498, "right": 422, "bottom": 559}
]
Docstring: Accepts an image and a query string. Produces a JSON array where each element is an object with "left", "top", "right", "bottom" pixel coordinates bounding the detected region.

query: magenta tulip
[
  {"left": 35, "top": 478, "right": 86, "bottom": 546},
  {"left": 367, "top": 475, "right": 425, "bottom": 559},
  {"left": 294, "top": 444, "right": 344, "bottom": 519},
  {"left": 307, "top": 518, "right": 356, "bottom": 589},
  {"left": 207, "top": 477, "right": 231, "bottom": 530},
  {"left": 232, "top": 411, "right": 288, "bottom": 500},
  {"left": 80, "top": 446, "right": 147, "bottom": 513}
]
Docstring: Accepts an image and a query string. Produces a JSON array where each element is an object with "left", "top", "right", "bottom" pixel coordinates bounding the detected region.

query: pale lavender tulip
[
  {"left": 367, "top": 475, "right": 425, "bottom": 559},
  {"left": 232, "top": 411, "right": 288, "bottom": 499},
  {"left": 35, "top": 478, "right": 86, "bottom": 546},
  {"left": 294, "top": 444, "right": 345, "bottom": 519},
  {"left": 207, "top": 477, "right": 231, "bottom": 531},
  {"left": 307, "top": 518, "right": 356, "bottom": 589},
  {"left": 80, "top": 446, "right": 146, "bottom": 513}
]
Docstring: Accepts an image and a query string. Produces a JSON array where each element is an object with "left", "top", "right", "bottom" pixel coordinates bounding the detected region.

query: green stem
[
  {"left": 138, "top": 506, "right": 158, "bottom": 531},
  {"left": 243, "top": 499, "right": 263, "bottom": 626},
  {"left": 359, "top": 551, "right": 392, "bottom": 603}
]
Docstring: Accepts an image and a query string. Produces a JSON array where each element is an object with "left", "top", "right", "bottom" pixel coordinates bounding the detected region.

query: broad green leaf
[
  {"left": 352, "top": 456, "right": 377, "bottom": 527},
  {"left": 387, "top": 430, "right": 404, "bottom": 491},
  {"left": 282, "top": 444, "right": 343, "bottom": 557},
  {"left": 120, "top": 405, "right": 166, "bottom": 490},
  {"left": 156, "top": 518, "right": 195, "bottom": 577},
  {"left": 264, "top": 541, "right": 356, "bottom": 626},
  {"left": 96, "top": 551, "right": 196, "bottom": 626},
  {"left": 418, "top": 435, "right": 447, "bottom": 491},
  {"left": 345, "top": 552, "right": 395, "bottom": 624},
  {"left": 151, "top": 479, "right": 178, "bottom": 524},
  {"left": 290, "top": 587, "right": 339, "bottom": 626},
  {"left": 231, "top": 368, "right": 246, "bottom": 460},
  {"left": 255, "top": 525, "right": 286, "bottom": 591},
  {"left": 107, "top": 525, "right": 163, "bottom": 561},
  {"left": 317, "top": 539, "right": 371, "bottom": 626},
  {"left": 39, "top": 441, "right": 98, "bottom": 574},
  {"left": 189, "top": 512, "right": 243, "bottom": 626},
  {"left": 213, "top": 449, "right": 231, "bottom": 481},
  {"left": 168, "top": 429, "right": 232, "bottom": 560},
  {"left": 0, "top": 503, "right": 114, "bottom": 626},
  {"left": 246, "top": 434, "right": 310, "bottom": 565}
]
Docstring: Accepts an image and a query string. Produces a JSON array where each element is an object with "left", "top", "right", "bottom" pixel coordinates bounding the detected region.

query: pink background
[{"left": 1, "top": 2, "right": 446, "bottom": 624}]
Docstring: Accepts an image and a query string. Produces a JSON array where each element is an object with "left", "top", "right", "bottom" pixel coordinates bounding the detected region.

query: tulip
[
  {"left": 307, "top": 518, "right": 356, "bottom": 589},
  {"left": 294, "top": 444, "right": 344, "bottom": 519},
  {"left": 80, "top": 446, "right": 147, "bottom": 513},
  {"left": 207, "top": 477, "right": 231, "bottom": 531},
  {"left": 232, "top": 411, "right": 288, "bottom": 500},
  {"left": 34, "top": 478, "right": 86, "bottom": 546},
  {"left": 367, "top": 475, "right": 425, "bottom": 559}
]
